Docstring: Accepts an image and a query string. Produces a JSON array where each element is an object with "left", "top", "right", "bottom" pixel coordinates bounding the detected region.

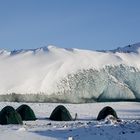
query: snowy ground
[{"left": 0, "top": 102, "right": 140, "bottom": 140}]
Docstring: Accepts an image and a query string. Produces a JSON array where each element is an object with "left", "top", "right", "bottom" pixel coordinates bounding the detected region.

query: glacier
[{"left": 0, "top": 43, "right": 140, "bottom": 103}]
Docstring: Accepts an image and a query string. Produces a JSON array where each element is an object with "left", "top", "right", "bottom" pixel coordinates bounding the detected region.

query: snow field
[{"left": 0, "top": 102, "right": 140, "bottom": 140}]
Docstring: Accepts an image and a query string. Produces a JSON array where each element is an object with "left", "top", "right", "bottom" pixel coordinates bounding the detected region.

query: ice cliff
[{"left": 0, "top": 43, "right": 140, "bottom": 103}]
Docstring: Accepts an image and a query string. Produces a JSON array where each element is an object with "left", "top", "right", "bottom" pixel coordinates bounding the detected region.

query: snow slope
[
  {"left": 0, "top": 102, "right": 140, "bottom": 140},
  {"left": 0, "top": 43, "right": 140, "bottom": 102}
]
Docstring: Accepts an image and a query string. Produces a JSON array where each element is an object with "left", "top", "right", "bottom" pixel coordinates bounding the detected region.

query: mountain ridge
[{"left": 1, "top": 42, "right": 140, "bottom": 56}]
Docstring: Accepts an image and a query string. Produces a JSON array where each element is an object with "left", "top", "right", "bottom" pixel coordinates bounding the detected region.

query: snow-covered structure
[{"left": 0, "top": 43, "right": 140, "bottom": 103}]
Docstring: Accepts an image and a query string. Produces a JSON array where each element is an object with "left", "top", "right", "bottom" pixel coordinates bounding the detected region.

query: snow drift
[{"left": 0, "top": 43, "right": 140, "bottom": 103}]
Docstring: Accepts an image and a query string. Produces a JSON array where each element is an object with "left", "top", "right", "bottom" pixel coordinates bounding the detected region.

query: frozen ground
[{"left": 0, "top": 102, "right": 140, "bottom": 140}]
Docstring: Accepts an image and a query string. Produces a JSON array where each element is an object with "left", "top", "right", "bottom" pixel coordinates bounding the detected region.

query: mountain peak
[{"left": 110, "top": 42, "right": 140, "bottom": 53}]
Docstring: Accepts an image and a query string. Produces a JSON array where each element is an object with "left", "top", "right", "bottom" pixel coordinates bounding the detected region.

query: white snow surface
[
  {"left": 0, "top": 102, "right": 140, "bottom": 140},
  {"left": 0, "top": 43, "right": 140, "bottom": 102}
]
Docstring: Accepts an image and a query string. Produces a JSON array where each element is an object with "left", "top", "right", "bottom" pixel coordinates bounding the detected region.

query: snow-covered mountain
[
  {"left": 0, "top": 43, "right": 140, "bottom": 103},
  {"left": 109, "top": 42, "right": 140, "bottom": 53}
]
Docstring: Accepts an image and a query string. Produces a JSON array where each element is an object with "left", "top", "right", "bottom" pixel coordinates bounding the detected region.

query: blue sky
[{"left": 0, "top": 0, "right": 140, "bottom": 51}]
